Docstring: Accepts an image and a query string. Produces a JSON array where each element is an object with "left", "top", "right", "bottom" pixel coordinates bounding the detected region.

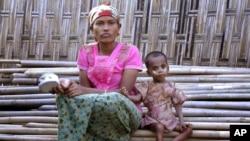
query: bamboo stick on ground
[
  {"left": 184, "top": 89, "right": 250, "bottom": 94},
  {"left": 0, "top": 94, "right": 55, "bottom": 100},
  {"left": 0, "top": 87, "right": 39, "bottom": 95},
  {"left": 38, "top": 105, "right": 57, "bottom": 110},
  {"left": 184, "top": 117, "right": 250, "bottom": 122},
  {"left": 186, "top": 122, "right": 250, "bottom": 130},
  {"left": 130, "top": 137, "right": 228, "bottom": 141},
  {"left": 0, "top": 134, "right": 57, "bottom": 141},
  {"left": 0, "top": 127, "right": 57, "bottom": 135},
  {"left": 0, "top": 98, "right": 55, "bottom": 106},
  {"left": 182, "top": 108, "right": 250, "bottom": 117},
  {"left": 176, "top": 83, "right": 250, "bottom": 90},
  {"left": 24, "top": 122, "right": 58, "bottom": 128},
  {"left": 0, "top": 117, "right": 58, "bottom": 124},
  {"left": 187, "top": 93, "right": 250, "bottom": 100},
  {"left": 131, "top": 130, "right": 229, "bottom": 138},
  {"left": 184, "top": 101, "right": 250, "bottom": 110},
  {"left": 20, "top": 60, "right": 76, "bottom": 67},
  {"left": 24, "top": 67, "right": 79, "bottom": 77},
  {"left": 0, "top": 68, "right": 27, "bottom": 74}
]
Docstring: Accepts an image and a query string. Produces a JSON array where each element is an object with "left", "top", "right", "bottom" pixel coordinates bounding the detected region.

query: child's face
[{"left": 147, "top": 56, "right": 169, "bottom": 83}]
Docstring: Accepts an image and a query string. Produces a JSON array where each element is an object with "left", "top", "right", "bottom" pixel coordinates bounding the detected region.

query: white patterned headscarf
[{"left": 88, "top": 3, "right": 120, "bottom": 26}]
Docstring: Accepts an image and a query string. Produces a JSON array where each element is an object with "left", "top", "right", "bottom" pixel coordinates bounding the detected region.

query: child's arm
[
  {"left": 174, "top": 103, "right": 188, "bottom": 131},
  {"left": 121, "top": 86, "right": 142, "bottom": 103},
  {"left": 175, "top": 104, "right": 184, "bottom": 124}
]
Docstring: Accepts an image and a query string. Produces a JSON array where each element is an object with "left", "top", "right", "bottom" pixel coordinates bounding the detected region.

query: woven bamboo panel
[{"left": 0, "top": 0, "right": 250, "bottom": 68}]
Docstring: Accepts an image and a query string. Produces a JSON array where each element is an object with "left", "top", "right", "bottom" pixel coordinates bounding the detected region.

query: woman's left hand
[{"left": 64, "top": 82, "right": 85, "bottom": 97}]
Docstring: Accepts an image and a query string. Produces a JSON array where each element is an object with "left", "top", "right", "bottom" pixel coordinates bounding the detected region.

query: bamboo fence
[
  {"left": 0, "top": 0, "right": 250, "bottom": 68},
  {"left": 0, "top": 60, "right": 250, "bottom": 140}
]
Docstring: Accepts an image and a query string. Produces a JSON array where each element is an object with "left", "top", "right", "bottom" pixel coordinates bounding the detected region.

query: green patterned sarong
[{"left": 56, "top": 92, "right": 141, "bottom": 141}]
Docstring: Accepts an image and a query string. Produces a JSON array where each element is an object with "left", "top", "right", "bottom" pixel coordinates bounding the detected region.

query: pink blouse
[{"left": 77, "top": 42, "right": 143, "bottom": 90}]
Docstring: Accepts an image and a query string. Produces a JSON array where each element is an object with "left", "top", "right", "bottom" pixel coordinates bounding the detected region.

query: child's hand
[
  {"left": 179, "top": 123, "right": 189, "bottom": 132},
  {"left": 121, "top": 86, "right": 129, "bottom": 97}
]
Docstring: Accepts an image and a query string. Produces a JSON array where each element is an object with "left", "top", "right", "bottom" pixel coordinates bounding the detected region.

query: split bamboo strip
[
  {"left": 24, "top": 122, "right": 58, "bottom": 128},
  {"left": 0, "top": 78, "right": 12, "bottom": 84},
  {"left": 0, "top": 87, "right": 39, "bottom": 95},
  {"left": 0, "top": 124, "right": 23, "bottom": 128},
  {"left": 176, "top": 83, "right": 250, "bottom": 90},
  {"left": 184, "top": 89, "right": 250, "bottom": 94},
  {"left": 0, "top": 98, "right": 56, "bottom": 106},
  {"left": 20, "top": 60, "right": 76, "bottom": 67},
  {"left": 0, "top": 117, "right": 58, "bottom": 124},
  {"left": 183, "top": 108, "right": 250, "bottom": 117},
  {"left": 130, "top": 138, "right": 228, "bottom": 141},
  {"left": 38, "top": 105, "right": 57, "bottom": 110},
  {"left": 0, "top": 68, "right": 27, "bottom": 74},
  {"left": 24, "top": 67, "right": 79, "bottom": 77},
  {"left": 132, "top": 130, "right": 229, "bottom": 138},
  {"left": 0, "top": 134, "right": 57, "bottom": 141},
  {"left": 186, "top": 122, "right": 250, "bottom": 130},
  {"left": 11, "top": 73, "right": 28, "bottom": 78},
  {"left": 0, "top": 59, "right": 20, "bottom": 64},
  {"left": 184, "top": 101, "right": 250, "bottom": 110},
  {"left": 0, "top": 127, "right": 57, "bottom": 135},
  {"left": 187, "top": 93, "right": 250, "bottom": 100},
  {"left": 184, "top": 117, "right": 250, "bottom": 123},
  {"left": 0, "top": 94, "right": 55, "bottom": 100},
  {"left": 11, "top": 76, "right": 78, "bottom": 85},
  {"left": 12, "top": 78, "right": 38, "bottom": 85}
]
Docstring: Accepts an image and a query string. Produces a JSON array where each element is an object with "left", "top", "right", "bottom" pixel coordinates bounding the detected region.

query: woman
[{"left": 51, "top": 3, "right": 143, "bottom": 141}]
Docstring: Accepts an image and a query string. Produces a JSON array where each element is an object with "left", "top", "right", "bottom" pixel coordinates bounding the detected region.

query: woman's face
[{"left": 91, "top": 16, "right": 121, "bottom": 43}]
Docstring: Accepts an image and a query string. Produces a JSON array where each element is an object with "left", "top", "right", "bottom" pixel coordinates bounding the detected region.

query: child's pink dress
[{"left": 135, "top": 81, "right": 187, "bottom": 132}]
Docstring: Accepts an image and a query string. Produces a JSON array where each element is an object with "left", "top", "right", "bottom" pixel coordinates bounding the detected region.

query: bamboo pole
[
  {"left": 0, "top": 134, "right": 57, "bottom": 141},
  {"left": 0, "top": 68, "right": 27, "bottom": 73},
  {"left": 182, "top": 108, "right": 250, "bottom": 117},
  {"left": 0, "top": 110, "right": 58, "bottom": 118},
  {"left": 0, "top": 127, "right": 57, "bottom": 135},
  {"left": 130, "top": 137, "right": 228, "bottom": 141},
  {"left": 20, "top": 60, "right": 76, "bottom": 67},
  {"left": 12, "top": 78, "right": 38, "bottom": 85},
  {"left": 184, "top": 89, "right": 250, "bottom": 94},
  {"left": 184, "top": 117, "right": 250, "bottom": 122},
  {"left": 184, "top": 101, "right": 250, "bottom": 110},
  {"left": 187, "top": 93, "right": 250, "bottom": 100},
  {"left": 38, "top": 105, "right": 57, "bottom": 110},
  {"left": 0, "top": 98, "right": 56, "bottom": 106},
  {"left": 24, "top": 122, "right": 58, "bottom": 128},
  {"left": 0, "top": 87, "right": 39, "bottom": 94},
  {"left": 0, "top": 94, "right": 55, "bottom": 100},
  {"left": 24, "top": 68, "right": 79, "bottom": 77},
  {"left": 11, "top": 76, "right": 79, "bottom": 85},
  {"left": 186, "top": 122, "right": 250, "bottom": 130},
  {"left": 176, "top": 83, "right": 250, "bottom": 90},
  {"left": 131, "top": 130, "right": 229, "bottom": 138},
  {"left": 0, "top": 117, "right": 58, "bottom": 124}
]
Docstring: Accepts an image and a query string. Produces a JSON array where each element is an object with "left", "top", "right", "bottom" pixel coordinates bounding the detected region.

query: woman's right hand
[{"left": 50, "top": 78, "right": 72, "bottom": 94}]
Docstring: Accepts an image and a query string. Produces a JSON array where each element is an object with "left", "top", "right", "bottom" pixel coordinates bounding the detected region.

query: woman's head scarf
[{"left": 88, "top": 3, "right": 120, "bottom": 26}]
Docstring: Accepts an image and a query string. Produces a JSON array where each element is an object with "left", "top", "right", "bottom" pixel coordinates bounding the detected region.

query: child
[{"left": 121, "top": 51, "right": 192, "bottom": 141}]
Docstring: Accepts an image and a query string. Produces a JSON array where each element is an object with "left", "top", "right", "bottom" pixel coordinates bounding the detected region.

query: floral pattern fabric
[
  {"left": 135, "top": 81, "right": 187, "bottom": 132},
  {"left": 57, "top": 92, "right": 141, "bottom": 141}
]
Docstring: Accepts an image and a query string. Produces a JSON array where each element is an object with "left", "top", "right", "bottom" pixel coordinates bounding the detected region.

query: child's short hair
[{"left": 144, "top": 51, "right": 168, "bottom": 69}]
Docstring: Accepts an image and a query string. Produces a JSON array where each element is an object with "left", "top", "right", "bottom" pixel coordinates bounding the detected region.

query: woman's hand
[
  {"left": 64, "top": 82, "right": 85, "bottom": 97},
  {"left": 50, "top": 78, "right": 72, "bottom": 94}
]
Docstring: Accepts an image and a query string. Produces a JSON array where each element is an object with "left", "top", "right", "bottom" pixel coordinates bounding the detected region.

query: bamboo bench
[{"left": 1, "top": 61, "right": 250, "bottom": 141}]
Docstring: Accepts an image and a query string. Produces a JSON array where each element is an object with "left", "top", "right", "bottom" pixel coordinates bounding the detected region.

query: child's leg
[
  {"left": 172, "top": 124, "right": 192, "bottom": 141},
  {"left": 149, "top": 123, "right": 165, "bottom": 141}
]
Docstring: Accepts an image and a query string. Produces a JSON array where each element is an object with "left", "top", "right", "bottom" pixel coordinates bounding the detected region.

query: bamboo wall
[{"left": 0, "top": 0, "right": 250, "bottom": 68}]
